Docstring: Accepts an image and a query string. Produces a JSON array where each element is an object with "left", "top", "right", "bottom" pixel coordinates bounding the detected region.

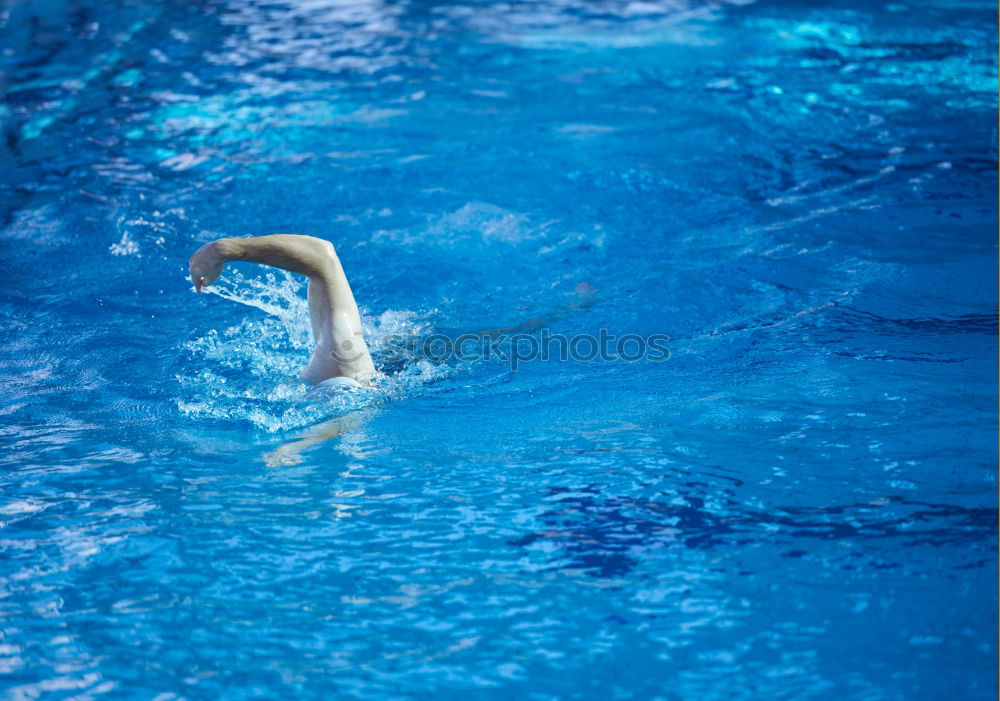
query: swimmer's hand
[{"left": 188, "top": 240, "right": 228, "bottom": 293}]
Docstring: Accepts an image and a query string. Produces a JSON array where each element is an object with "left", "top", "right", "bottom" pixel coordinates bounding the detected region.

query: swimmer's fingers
[
  {"left": 189, "top": 261, "right": 216, "bottom": 293},
  {"left": 189, "top": 271, "right": 211, "bottom": 293},
  {"left": 191, "top": 274, "right": 221, "bottom": 294}
]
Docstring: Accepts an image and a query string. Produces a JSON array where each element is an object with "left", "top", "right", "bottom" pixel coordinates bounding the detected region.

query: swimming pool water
[{"left": 0, "top": 0, "right": 996, "bottom": 698}]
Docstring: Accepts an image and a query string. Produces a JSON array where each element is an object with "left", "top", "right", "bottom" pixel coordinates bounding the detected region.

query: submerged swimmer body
[{"left": 189, "top": 234, "right": 377, "bottom": 387}]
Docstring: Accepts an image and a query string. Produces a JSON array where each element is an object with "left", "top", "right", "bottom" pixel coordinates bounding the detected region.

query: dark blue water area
[{"left": 0, "top": 0, "right": 996, "bottom": 698}]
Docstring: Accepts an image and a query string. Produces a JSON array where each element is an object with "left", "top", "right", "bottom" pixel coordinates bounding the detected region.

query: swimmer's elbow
[
  {"left": 308, "top": 238, "right": 341, "bottom": 276},
  {"left": 285, "top": 235, "right": 338, "bottom": 273},
  {"left": 311, "top": 237, "right": 337, "bottom": 259}
]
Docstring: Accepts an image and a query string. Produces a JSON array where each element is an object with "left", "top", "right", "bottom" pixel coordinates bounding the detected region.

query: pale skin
[{"left": 188, "top": 234, "right": 377, "bottom": 385}]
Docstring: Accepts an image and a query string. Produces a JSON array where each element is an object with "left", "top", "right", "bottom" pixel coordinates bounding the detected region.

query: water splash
[
  {"left": 203, "top": 269, "right": 312, "bottom": 348},
  {"left": 175, "top": 270, "right": 453, "bottom": 432},
  {"left": 108, "top": 231, "right": 140, "bottom": 257}
]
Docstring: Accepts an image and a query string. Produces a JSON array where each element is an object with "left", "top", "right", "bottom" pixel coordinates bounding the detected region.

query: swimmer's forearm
[
  {"left": 214, "top": 235, "right": 342, "bottom": 280},
  {"left": 190, "top": 234, "right": 345, "bottom": 293}
]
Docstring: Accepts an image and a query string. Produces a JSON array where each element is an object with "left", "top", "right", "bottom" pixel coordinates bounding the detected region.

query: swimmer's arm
[
  {"left": 263, "top": 409, "right": 372, "bottom": 467},
  {"left": 189, "top": 234, "right": 349, "bottom": 297},
  {"left": 189, "top": 234, "right": 376, "bottom": 385}
]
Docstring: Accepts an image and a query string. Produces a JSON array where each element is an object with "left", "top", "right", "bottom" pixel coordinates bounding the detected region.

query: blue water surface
[{"left": 0, "top": 0, "right": 996, "bottom": 698}]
